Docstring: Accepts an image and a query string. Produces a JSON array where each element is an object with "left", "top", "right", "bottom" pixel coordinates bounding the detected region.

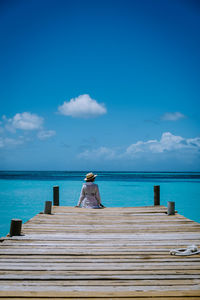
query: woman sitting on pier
[{"left": 75, "top": 172, "right": 105, "bottom": 209}]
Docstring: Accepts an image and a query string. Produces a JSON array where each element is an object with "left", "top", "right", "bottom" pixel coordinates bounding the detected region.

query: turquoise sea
[{"left": 0, "top": 171, "right": 200, "bottom": 237}]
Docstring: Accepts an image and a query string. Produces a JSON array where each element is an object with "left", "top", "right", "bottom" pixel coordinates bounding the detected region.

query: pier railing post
[
  {"left": 154, "top": 185, "right": 160, "bottom": 205},
  {"left": 168, "top": 201, "right": 175, "bottom": 215},
  {"left": 44, "top": 201, "right": 52, "bottom": 214},
  {"left": 53, "top": 186, "right": 59, "bottom": 206},
  {"left": 10, "top": 219, "right": 22, "bottom": 236}
]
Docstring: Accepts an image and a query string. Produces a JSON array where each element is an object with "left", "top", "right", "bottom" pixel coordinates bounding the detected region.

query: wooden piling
[
  {"left": 44, "top": 201, "right": 52, "bottom": 214},
  {"left": 154, "top": 185, "right": 160, "bottom": 205},
  {"left": 168, "top": 201, "right": 175, "bottom": 215},
  {"left": 9, "top": 219, "right": 22, "bottom": 236},
  {"left": 53, "top": 186, "right": 59, "bottom": 206}
]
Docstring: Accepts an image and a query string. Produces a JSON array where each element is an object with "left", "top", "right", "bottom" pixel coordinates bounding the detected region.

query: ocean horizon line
[{"left": 0, "top": 170, "right": 200, "bottom": 173}]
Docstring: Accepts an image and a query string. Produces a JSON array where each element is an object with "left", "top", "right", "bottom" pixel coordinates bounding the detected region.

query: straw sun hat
[{"left": 84, "top": 172, "right": 97, "bottom": 181}]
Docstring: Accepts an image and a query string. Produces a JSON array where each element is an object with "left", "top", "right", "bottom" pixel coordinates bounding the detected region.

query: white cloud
[
  {"left": 78, "top": 146, "right": 116, "bottom": 160},
  {"left": 37, "top": 130, "right": 56, "bottom": 140},
  {"left": 11, "top": 112, "right": 43, "bottom": 130},
  {"left": 78, "top": 132, "right": 200, "bottom": 161},
  {"left": 3, "top": 112, "right": 44, "bottom": 132},
  {"left": 1, "top": 112, "right": 56, "bottom": 146},
  {"left": 161, "top": 112, "right": 186, "bottom": 121},
  {"left": 0, "top": 137, "right": 24, "bottom": 148},
  {"left": 58, "top": 94, "right": 107, "bottom": 118},
  {"left": 126, "top": 132, "right": 200, "bottom": 156}
]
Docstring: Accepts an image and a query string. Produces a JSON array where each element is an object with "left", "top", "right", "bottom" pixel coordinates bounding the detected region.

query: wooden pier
[{"left": 0, "top": 205, "right": 200, "bottom": 299}]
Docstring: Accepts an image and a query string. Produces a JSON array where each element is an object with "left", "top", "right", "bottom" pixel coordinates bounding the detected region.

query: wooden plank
[
  {"left": 3, "top": 233, "right": 200, "bottom": 240},
  {"left": 0, "top": 298, "right": 199, "bottom": 300},
  {"left": 0, "top": 255, "right": 199, "bottom": 262},
  {"left": 0, "top": 290, "right": 200, "bottom": 297},
  {"left": 0, "top": 279, "right": 200, "bottom": 286},
  {"left": 1, "top": 271, "right": 200, "bottom": 277},
  {"left": 0, "top": 285, "right": 200, "bottom": 293},
  {"left": 1, "top": 274, "right": 200, "bottom": 280},
  {"left": 3, "top": 241, "right": 200, "bottom": 246},
  {"left": 0, "top": 261, "right": 200, "bottom": 267}
]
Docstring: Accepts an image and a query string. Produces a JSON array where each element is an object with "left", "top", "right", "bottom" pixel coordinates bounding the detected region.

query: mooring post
[
  {"left": 10, "top": 219, "right": 22, "bottom": 236},
  {"left": 154, "top": 185, "right": 160, "bottom": 205},
  {"left": 53, "top": 186, "right": 59, "bottom": 206},
  {"left": 44, "top": 201, "right": 52, "bottom": 214},
  {"left": 168, "top": 201, "right": 175, "bottom": 215}
]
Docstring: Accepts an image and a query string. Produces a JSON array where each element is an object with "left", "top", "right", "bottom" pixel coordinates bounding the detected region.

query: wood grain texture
[{"left": 0, "top": 205, "right": 200, "bottom": 299}]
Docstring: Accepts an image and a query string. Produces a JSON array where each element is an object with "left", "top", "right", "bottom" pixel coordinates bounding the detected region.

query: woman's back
[
  {"left": 77, "top": 173, "right": 102, "bottom": 209},
  {"left": 82, "top": 182, "right": 98, "bottom": 194}
]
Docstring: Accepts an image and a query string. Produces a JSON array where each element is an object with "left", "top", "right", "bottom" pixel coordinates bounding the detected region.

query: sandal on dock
[{"left": 170, "top": 245, "right": 200, "bottom": 256}]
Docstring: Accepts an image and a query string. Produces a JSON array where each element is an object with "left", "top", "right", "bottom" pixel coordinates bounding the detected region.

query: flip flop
[{"left": 170, "top": 245, "right": 200, "bottom": 256}]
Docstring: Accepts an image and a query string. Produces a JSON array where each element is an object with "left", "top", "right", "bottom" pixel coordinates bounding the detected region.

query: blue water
[{"left": 0, "top": 171, "right": 200, "bottom": 237}]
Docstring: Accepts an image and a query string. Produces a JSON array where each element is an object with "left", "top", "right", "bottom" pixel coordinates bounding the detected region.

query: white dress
[{"left": 77, "top": 182, "right": 101, "bottom": 208}]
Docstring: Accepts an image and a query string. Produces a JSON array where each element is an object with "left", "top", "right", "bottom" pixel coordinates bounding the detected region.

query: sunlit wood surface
[{"left": 0, "top": 206, "right": 200, "bottom": 299}]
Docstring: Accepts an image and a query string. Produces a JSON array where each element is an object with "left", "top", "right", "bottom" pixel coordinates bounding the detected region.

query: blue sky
[{"left": 0, "top": 0, "right": 200, "bottom": 171}]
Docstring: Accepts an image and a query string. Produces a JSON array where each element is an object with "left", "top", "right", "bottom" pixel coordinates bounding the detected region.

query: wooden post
[
  {"left": 53, "top": 186, "right": 59, "bottom": 206},
  {"left": 44, "top": 201, "right": 52, "bottom": 214},
  {"left": 154, "top": 185, "right": 160, "bottom": 205},
  {"left": 168, "top": 201, "right": 175, "bottom": 215},
  {"left": 10, "top": 219, "right": 22, "bottom": 236}
]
